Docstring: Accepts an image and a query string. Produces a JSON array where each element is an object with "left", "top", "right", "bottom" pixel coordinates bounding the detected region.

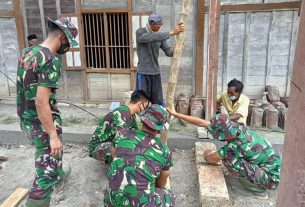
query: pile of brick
[
  {"left": 176, "top": 94, "right": 206, "bottom": 118},
  {"left": 247, "top": 85, "right": 289, "bottom": 129}
]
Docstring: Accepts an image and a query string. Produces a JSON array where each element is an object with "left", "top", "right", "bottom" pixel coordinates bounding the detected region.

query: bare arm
[
  {"left": 166, "top": 108, "right": 210, "bottom": 127},
  {"left": 229, "top": 113, "right": 242, "bottom": 122},
  {"left": 156, "top": 170, "right": 170, "bottom": 189},
  {"left": 36, "top": 86, "right": 62, "bottom": 157}
]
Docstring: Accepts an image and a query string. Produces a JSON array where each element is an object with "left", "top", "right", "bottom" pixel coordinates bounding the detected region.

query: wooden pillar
[
  {"left": 161, "top": 0, "right": 192, "bottom": 144},
  {"left": 276, "top": 1, "right": 305, "bottom": 207},
  {"left": 195, "top": 0, "right": 205, "bottom": 96},
  {"left": 128, "top": 0, "right": 135, "bottom": 90},
  {"left": 205, "top": 0, "right": 220, "bottom": 120},
  {"left": 13, "top": 0, "right": 26, "bottom": 50}
]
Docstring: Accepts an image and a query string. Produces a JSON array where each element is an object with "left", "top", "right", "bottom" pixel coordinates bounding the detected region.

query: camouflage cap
[
  {"left": 208, "top": 114, "right": 239, "bottom": 141},
  {"left": 140, "top": 104, "right": 167, "bottom": 131},
  {"left": 47, "top": 17, "right": 78, "bottom": 47}
]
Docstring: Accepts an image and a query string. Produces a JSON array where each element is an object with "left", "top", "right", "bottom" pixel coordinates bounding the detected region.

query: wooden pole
[
  {"left": 205, "top": 0, "right": 221, "bottom": 120},
  {"left": 276, "top": 1, "right": 305, "bottom": 206},
  {"left": 161, "top": 0, "right": 192, "bottom": 144},
  {"left": 195, "top": 0, "right": 205, "bottom": 96}
]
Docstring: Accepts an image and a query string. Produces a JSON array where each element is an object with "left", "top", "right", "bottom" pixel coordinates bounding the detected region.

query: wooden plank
[
  {"left": 222, "top": 13, "right": 229, "bottom": 92},
  {"left": 204, "top": 2, "right": 301, "bottom": 13},
  {"left": 104, "top": 13, "right": 111, "bottom": 69},
  {"left": 0, "top": 188, "right": 29, "bottom": 207},
  {"left": 265, "top": 11, "right": 273, "bottom": 87},
  {"left": 206, "top": 0, "right": 220, "bottom": 120},
  {"left": 128, "top": 0, "right": 134, "bottom": 89},
  {"left": 276, "top": 1, "right": 305, "bottom": 205},
  {"left": 0, "top": 10, "right": 14, "bottom": 17},
  {"left": 242, "top": 12, "right": 251, "bottom": 95},
  {"left": 80, "top": 9, "right": 129, "bottom": 14},
  {"left": 38, "top": 0, "right": 46, "bottom": 39},
  {"left": 86, "top": 69, "right": 134, "bottom": 74},
  {"left": 286, "top": 11, "right": 298, "bottom": 97},
  {"left": 21, "top": 0, "right": 28, "bottom": 42},
  {"left": 13, "top": 0, "right": 26, "bottom": 50},
  {"left": 195, "top": 0, "right": 205, "bottom": 96}
]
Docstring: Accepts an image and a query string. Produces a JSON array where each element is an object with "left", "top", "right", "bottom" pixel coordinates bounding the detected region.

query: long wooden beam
[
  {"left": 195, "top": 0, "right": 205, "bottom": 96},
  {"left": 206, "top": 0, "right": 220, "bottom": 120},
  {"left": 204, "top": 2, "right": 301, "bottom": 13},
  {"left": 13, "top": 0, "right": 26, "bottom": 50},
  {"left": 0, "top": 10, "right": 14, "bottom": 17},
  {"left": 276, "top": 1, "right": 305, "bottom": 206}
]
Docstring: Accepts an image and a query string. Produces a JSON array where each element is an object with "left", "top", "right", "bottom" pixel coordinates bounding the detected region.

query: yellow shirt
[{"left": 217, "top": 91, "right": 250, "bottom": 125}]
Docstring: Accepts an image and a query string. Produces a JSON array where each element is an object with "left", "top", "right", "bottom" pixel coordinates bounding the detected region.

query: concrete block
[
  {"left": 197, "top": 127, "right": 213, "bottom": 139},
  {"left": 195, "top": 142, "right": 231, "bottom": 207}
]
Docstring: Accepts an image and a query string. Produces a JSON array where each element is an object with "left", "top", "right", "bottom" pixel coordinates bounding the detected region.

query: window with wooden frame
[
  {"left": 83, "top": 12, "right": 130, "bottom": 69},
  {"left": 131, "top": 13, "right": 150, "bottom": 68}
]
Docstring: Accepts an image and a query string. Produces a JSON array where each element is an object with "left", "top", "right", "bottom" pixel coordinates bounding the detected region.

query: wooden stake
[
  {"left": 0, "top": 188, "right": 28, "bottom": 207},
  {"left": 161, "top": 0, "right": 192, "bottom": 144},
  {"left": 206, "top": 0, "right": 221, "bottom": 120}
]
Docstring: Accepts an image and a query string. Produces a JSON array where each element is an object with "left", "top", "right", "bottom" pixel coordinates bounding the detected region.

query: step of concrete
[{"left": 195, "top": 142, "right": 231, "bottom": 207}]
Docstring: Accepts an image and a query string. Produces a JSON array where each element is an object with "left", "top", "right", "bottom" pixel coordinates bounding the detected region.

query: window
[{"left": 83, "top": 13, "right": 130, "bottom": 69}]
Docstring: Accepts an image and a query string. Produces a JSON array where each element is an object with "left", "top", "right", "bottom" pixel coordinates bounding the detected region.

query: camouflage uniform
[
  {"left": 207, "top": 114, "right": 282, "bottom": 190},
  {"left": 16, "top": 17, "right": 78, "bottom": 200},
  {"left": 104, "top": 105, "right": 175, "bottom": 207},
  {"left": 88, "top": 105, "right": 137, "bottom": 163}
]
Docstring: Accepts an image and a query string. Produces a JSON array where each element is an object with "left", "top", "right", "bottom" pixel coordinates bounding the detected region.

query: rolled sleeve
[{"left": 37, "top": 58, "right": 61, "bottom": 89}]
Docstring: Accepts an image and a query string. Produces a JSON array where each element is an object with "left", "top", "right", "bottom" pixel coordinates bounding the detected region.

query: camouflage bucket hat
[
  {"left": 208, "top": 114, "right": 239, "bottom": 141},
  {"left": 47, "top": 17, "right": 78, "bottom": 47},
  {"left": 140, "top": 104, "right": 167, "bottom": 131}
]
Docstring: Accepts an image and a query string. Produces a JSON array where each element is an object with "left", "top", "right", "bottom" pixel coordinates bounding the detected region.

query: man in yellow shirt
[{"left": 217, "top": 79, "right": 250, "bottom": 125}]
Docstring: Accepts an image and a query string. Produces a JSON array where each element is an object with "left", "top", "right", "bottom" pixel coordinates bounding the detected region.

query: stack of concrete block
[
  {"left": 265, "top": 108, "right": 279, "bottom": 129},
  {"left": 247, "top": 85, "right": 289, "bottom": 130},
  {"left": 249, "top": 107, "right": 264, "bottom": 128},
  {"left": 176, "top": 94, "right": 190, "bottom": 115},
  {"left": 190, "top": 96, "right": 205, "bottom": 118},
  {"left": 266, "top": 85, "right": 281, "bottom": 103}
]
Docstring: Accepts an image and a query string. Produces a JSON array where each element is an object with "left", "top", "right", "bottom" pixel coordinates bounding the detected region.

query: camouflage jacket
[
  {"left": 17, "top": 45, "right": 62, "bottom": 132},
  {"left": 88, "top": 105, "right": 137, "bottom": 157},
  {"left": 105, "top": 126, "right": 173, "bottom": 206},
  {"left": 208, "top": 125, "right": 282, "bottom": 178}
]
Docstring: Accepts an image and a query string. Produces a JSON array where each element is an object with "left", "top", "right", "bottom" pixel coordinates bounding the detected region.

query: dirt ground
[
  {"left": 0, "top": 143, "right": 279, "bottom": 207},
  {"left": 0, "top": 145, "right": 200, "bottom": 207}
]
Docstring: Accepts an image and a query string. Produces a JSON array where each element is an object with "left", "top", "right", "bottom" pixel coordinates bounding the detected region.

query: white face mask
[{"left": 229, "top": 96, "right": 237, "bottom": 101}]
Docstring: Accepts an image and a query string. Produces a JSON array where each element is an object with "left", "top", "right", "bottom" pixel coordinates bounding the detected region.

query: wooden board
[{"left": 0, "top": 188, "right": 29, "bottom": 207}]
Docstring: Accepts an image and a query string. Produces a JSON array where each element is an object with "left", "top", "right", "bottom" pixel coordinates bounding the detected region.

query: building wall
[{"left": 0, "top": 0, "right": 300, "bottom": 102}]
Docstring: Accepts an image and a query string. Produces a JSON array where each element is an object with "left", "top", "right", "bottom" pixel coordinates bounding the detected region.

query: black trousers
[{"left": 136, "top": 73, "right": 164, "bottom": 106}]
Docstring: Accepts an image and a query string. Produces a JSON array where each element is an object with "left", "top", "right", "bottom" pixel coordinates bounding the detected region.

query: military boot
[
  {"left": 26, "top": 197, "right": 51, "bottom": 207},
  {"left": 238, "top": 177, "right": 268, "bottom": 199}
]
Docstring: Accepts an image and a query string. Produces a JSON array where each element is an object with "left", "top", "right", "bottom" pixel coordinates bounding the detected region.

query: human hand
[
  {"left": 169, "top": 21, "right": 185, "bottom": 36},
  {"left": 204, "top": 149, "right": 213, "bottom": 159},
  {"left": 166, "top": 107, "right": 177, "bottom": 116},
  {"left": 50, "top": 133, "right": 62, "bottom": 158}
]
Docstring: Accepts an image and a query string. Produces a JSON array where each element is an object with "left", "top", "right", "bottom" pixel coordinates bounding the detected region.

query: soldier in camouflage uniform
[
  {"left": 167, "top": 108, "right": 282, "bottom": 195},
  {"left": 17, "top": 17, "right": 78, "bottom": 207},
  {"left": 88, "top": 90, "right": 149, "bottom": 163},
  {"left": 104, "top": 104, "right": 175, "bottom": 206}
]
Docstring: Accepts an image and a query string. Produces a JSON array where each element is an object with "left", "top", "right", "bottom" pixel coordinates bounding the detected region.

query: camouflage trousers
[
  {"left": 26, "top": 129, "right": 64, "bottom": 200},
  {"left": 88, "top": 141, "right": 113, "bottom": 164},
  {"left": 223, "top": 158, "right": 280, "bottom": 190},
  {"left": 104, "top": 187, "right": 176, "bottom": 207}
]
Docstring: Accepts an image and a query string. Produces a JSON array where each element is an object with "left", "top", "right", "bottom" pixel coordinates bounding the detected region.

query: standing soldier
[
  {"left": 167, "top": 109, "right": 282, "bottom": 197},
  {"left": 17, "top": 17, "right": 78, "bottom": 207}
]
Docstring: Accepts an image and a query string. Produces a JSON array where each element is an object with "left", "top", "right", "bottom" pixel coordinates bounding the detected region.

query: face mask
[
  {"left": 57, "top": 41, "right": 70, "bottom": 55},
  {"left": 229, "top": 96, "right": 237, "bottom": 101}
]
